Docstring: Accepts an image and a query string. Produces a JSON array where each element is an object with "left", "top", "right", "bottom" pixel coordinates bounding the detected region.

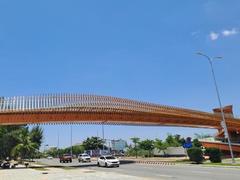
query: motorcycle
[{"left": 1, "top": 161, "right": 11, "bottom": 169}]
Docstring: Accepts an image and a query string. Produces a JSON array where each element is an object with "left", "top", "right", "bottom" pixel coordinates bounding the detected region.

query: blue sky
[{"left": 1, "top": 1, "right": 240, "bottom": 148}]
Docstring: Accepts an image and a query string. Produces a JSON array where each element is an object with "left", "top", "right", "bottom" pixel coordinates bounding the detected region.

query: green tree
[
  {"left": 82, "top": 137, "right": 104, "bottom": 150},
  {"left": 130, "top": 137, "right": 140, "bottom": 158},
  {"left": 154, "top": 138, "right": 168, "bottom": 156},
  {"left": 0, "top": 125, "right": 43, "bottom": 160},
  {"left": 139, "top": 139, "right": 154, "bottom": 157},
  {"left": 11, "top": 128, "right": 38, "bottom": 160},
  {"left": 46, "top": 147, "right": 59, "bottom": 157},
  {"left": 62, "top": 145, "right": 85, "bottom": 156},
  {"left": 72, "top": 145, "right": 85, "bottom": 155},
  {"left": 192, "top": 139, "right": 202, "bottom": 148},
  {"left": 30, "top": 126, "right": 43, "bottom": 150},
  {"left": 0, "top": 125, "right": 26, "bottom": 159},
  {"left": 165, "top": 134, "right": 181, "bottom": 147},
  {"left": 174, "top": 134, "right": 185, "bottom": 145}
]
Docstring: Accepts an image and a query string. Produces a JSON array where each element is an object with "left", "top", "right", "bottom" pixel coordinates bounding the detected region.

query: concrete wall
[{"left": 153, "top": 147, "right": 187, "bottom": 156}]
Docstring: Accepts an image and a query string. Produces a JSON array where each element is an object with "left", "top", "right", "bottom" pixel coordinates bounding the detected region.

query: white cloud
[
  {"left": 209, "top": 32, "right": 219, "bottom": 40},
  {"left": 208, "top": 28, "right": 239, "bottom": 41},
  {"left": 222, "top": 28, "right": 238, "bottom": 37}
]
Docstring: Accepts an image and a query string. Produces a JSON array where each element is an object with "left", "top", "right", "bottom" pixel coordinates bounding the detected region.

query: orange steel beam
[
  {"left": 0, "top": 94, "right": 240, "bottom": 132},
  {"left": 201, "top": 141, "right": 240, "bottom": 153}
]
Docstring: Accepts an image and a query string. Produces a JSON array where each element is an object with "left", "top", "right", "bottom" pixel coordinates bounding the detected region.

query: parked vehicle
[
  {"left": 0, "top": 157, "right": 13, "bottom": 169},
  {"left": 97, "top": 155, "right": 120, "bottom": 167},
  {"left": 78, "top": 153, "right": 91, "bottom": 163},
  {"left": 1, "top": 161, "right": 11, "bottom": 169},
  {"left": 59, "top": 154, "right": 72, "bottom": 163}
]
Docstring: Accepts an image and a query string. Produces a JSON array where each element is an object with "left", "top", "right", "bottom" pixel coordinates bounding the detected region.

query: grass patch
[
  {"left": 59, "top": 166, "right": 75, "bottom": 170},
  {"left": 203, "top": 162, "right": 240, "bottom": 167},
  {"left": 175, "top": 159, "right": 240, "bottom": 167}
]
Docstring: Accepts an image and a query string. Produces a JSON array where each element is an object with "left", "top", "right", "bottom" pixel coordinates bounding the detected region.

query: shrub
[
  {"left": 187, "top": 147, "right": 204, "bottom": 164},
  {"left": 205, "top": 148, "right": 222, "bottom": 163},
  {"left": 192, "top": 139, "right": 202, "bottom": 148}
]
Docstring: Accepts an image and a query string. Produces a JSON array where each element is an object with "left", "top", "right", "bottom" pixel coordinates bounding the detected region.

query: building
[
  {"left": 153, "top": 147, "right": 186, "bottom": 157},
  {"left": 110, "top": 139, "right": 127, "bottom": 152}
]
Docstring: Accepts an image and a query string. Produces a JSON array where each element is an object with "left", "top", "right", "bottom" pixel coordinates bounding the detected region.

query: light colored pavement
[
  {"left": 0, "top": 167, "right": 144, "bottom": 180},
  {"left": 87, "top": 163, "right": 240, "bottom": 180},
  {"left": 1, "top": 158, "right": 240, "bottom": 180},
  {"left": 36, "top": 158, "right": 240, "bottom": 180}
]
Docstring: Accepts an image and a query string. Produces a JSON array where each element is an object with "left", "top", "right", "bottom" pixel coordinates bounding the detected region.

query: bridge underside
[{"left": 0, "top": 110, "right": 238, "bottom": 130}]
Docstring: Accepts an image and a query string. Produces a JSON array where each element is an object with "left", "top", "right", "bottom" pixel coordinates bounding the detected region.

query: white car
[
  {"left": 78, "top": 153, "right": 91, "bottom": 163},
  {"left": 47, "top": 156, "right": 53, "bottom": 160},
  {"left": 97, "top": 155, "right": 120, "bottom": 167}
]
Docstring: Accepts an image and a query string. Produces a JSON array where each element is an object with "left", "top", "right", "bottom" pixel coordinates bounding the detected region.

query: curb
[{"left": 134, "top": 161, "right": 175, "bottom": 165}]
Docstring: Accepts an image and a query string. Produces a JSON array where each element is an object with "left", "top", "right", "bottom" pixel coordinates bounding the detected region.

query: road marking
[
  {"left": 191, "top": 170, "right": 211, "bottom": 174},
  {"left": 156, "top": 174, "right": 174, "bottom": 178}
]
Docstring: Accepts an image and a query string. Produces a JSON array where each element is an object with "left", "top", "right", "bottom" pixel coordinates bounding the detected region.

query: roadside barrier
[{"left": 134, "top": 161, "right": 175, "bottom": 165}]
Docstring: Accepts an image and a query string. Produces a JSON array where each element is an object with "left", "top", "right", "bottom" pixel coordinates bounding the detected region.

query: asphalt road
[
  {"left": 36, "top": 158, "right": 240, "bottom": 180},
  {"left": 37, "top": 158, "right": 97, "bottom": 167}
]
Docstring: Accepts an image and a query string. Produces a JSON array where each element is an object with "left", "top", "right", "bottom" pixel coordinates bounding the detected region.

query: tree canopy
[
  {"left": 82, "top": 136, "right": 104, "bottom": 150},
  {"left": 0, "top": 125, "right": 43, "bottom": 160}
]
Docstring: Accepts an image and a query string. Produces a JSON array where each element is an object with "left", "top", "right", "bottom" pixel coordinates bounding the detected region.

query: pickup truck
[{"left": 59, "top": 154, "right": 72, "bottom": 163}]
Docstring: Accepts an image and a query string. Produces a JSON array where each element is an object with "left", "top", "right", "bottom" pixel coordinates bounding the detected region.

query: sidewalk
[{"left": 0, "top": 167, "right": 147, "bottom": 180}]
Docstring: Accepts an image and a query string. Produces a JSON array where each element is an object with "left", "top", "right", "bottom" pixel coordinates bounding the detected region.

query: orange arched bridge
[
  {"left": 2, "top": 93, "right": 240, "bottom": 153},
  {"left": 0, "top": 94, "right": 240, "bottom": 132}
]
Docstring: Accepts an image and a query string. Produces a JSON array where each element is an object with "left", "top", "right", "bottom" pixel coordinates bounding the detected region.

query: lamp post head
[
  {"left": 214, "top": 56, "right": 223, "bottom": 60},
  {"left": 196, "top": 52, "right": 211, "bottom": 62},
  {"left": 196, "top": 52, "right": 223, "bottom": 62}
]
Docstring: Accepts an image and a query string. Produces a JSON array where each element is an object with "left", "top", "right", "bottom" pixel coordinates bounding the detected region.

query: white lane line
[
  {"left": 191, "top": 170, "right": 211, "bottom": 174},
  {"left": 156, "top": 174, "right": 174, "bottom": 178}
]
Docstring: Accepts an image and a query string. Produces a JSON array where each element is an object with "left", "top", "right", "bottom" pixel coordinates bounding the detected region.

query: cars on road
[
  {"left": 97, "top": 155, "right": 120, "bottom": 167},
  {"left": 78, "top": 153, "right": 91, "bottom": 163},
  {"left": 47, "top": 156, "right": 53, "bottom": 160},
  {"left": 59, "top": 154, "right": 72, "bottom": 163}
]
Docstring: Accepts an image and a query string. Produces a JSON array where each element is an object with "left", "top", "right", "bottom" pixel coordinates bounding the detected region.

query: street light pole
[
  {"left": 102, "top": 123, "right": 105, "bottom": 153},
  {"left": 70, "top": 125, "right": 73, "bottom": 157},
  {"left": 57, "top": 132, "right": 60, "bottom": 158},
  {"left": 197, "top": 52, "right": 235, "bottom": 163}
]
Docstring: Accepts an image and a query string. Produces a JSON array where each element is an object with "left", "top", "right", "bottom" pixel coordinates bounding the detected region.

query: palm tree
[
  {"left": 11, "top": 128, "right": 38, "bottom": 160},
  {"left": 0, "top": 125, "right": 26, "bottom": 159},
  {"left": 154, "top": 138, "right": 168, "bottom": 156},
  {"left": 130, "top": 137, "right": 140, "bottom": 158},
  {"left": 30, "top": 126, "right": 43, "bottom": 150}
]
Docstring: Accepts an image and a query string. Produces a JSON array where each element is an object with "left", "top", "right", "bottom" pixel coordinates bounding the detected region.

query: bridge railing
[{"left": 0, "top": 94, "right": 223, "bottom": 121}]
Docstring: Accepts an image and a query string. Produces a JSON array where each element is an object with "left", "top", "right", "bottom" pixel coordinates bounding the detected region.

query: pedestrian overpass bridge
[
  {"left": 0, "top": 94, "right": 240, "bottom": 130},
  {"left": 1, "top": 93, "right": 240, "bottom": 153}
]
